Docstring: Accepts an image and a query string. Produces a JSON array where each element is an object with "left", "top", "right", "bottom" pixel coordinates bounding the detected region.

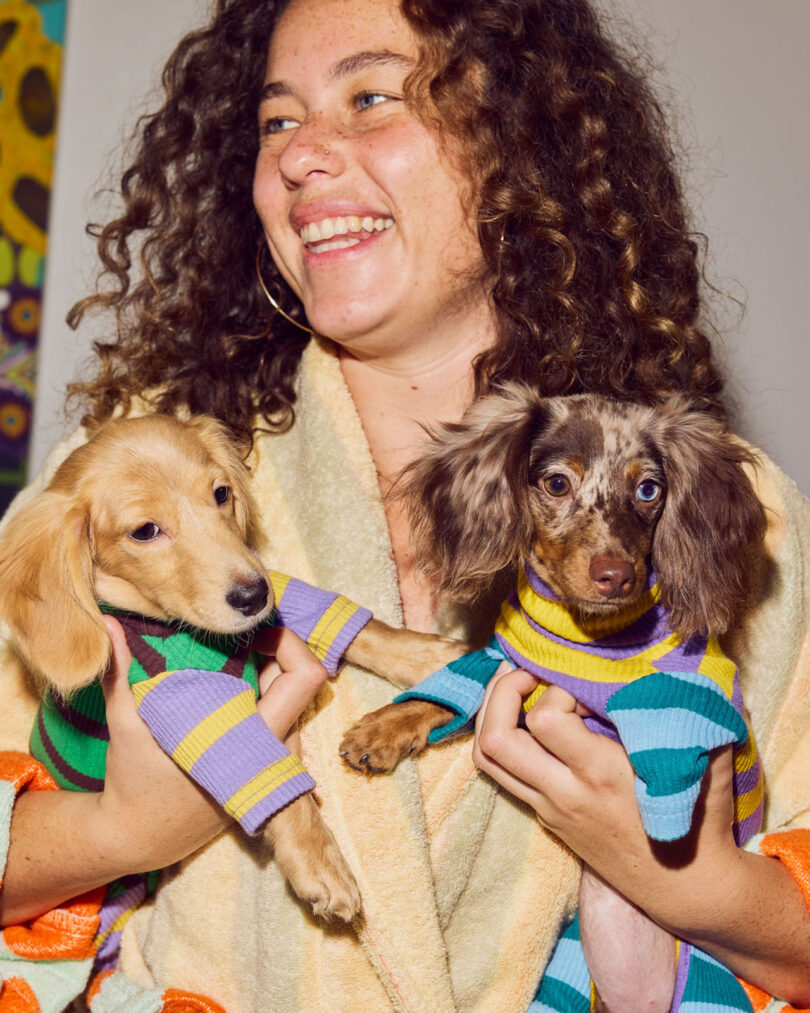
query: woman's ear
[
  {"left": 0, "top": 490, "right": 109, "bottom": 694},
  {"left": 398, "top": 384, "right": 550, "bottom": 601},
  {"left": 651, "top": 398, "right": 767, "bottom": 639}
]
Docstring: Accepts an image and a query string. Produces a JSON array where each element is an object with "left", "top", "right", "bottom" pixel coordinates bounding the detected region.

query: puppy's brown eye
[
  {"left": 636, "top": 480, "right": 661, "bottom": 504},
  {"left": 130, "top": 522, "right": 161, "bottom": 542},
  {"left": 214, "top": 485, "right": 231, "bottom": 505},
  {"left": 543, "top": 474, "right": 571, "bottom": 497}
]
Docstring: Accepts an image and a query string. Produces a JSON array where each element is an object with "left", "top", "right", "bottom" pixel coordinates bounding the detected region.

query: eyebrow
[{"left": 260, "top": 50, "right": 415, "bottom": 102}]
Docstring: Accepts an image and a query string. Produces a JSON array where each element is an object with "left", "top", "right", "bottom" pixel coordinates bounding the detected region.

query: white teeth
[
  {"left": 300, "top": 216, "right": 393, "bottom": 245},
  {"left": 310, "top": 237, "right": 361, "bottom": 254}
]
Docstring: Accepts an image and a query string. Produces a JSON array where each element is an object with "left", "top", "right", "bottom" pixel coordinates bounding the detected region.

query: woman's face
[{"left": 254, "top": 0, "right": 489, "bottom": 357}]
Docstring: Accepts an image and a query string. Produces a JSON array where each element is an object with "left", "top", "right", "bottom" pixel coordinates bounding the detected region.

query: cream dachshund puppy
[{"left": 0, "top": 413, "right": 463, "bottom": 925}]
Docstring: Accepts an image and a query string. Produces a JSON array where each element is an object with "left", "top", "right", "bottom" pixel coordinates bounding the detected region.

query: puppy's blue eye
[
  {"left": 543, "top": 474, "right": 571, "bottom": 497},
  {"left": 214, "top": 485, "right": 230, "bottom": 505},
  {"left": 130, "top": 522, "right": 161, "bottom": 542},
  {"left": 636, "top": 480, "right": 661, "bottom": 503}
]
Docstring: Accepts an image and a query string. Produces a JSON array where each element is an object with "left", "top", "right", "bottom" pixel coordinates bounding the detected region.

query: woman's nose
[{"left": 277, "top": 118, "right": 344, "bottom": 185}]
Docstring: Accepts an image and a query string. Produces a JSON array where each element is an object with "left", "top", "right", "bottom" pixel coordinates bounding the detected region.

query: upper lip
[{"left": 290, "top": 201, "right": 393, "bottom": 233}]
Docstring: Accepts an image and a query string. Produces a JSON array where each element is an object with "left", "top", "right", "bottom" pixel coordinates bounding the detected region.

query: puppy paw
[
  {"left": 339, "top": 699, "right": 452, "bottom": 773},
  {"left": 266, "top": 795, "right": 361, "bottom": 923}
]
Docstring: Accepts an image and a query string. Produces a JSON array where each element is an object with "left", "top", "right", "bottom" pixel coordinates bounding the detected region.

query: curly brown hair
[{"left": 68, "top": 0, "right": 726, "bottom": 447}]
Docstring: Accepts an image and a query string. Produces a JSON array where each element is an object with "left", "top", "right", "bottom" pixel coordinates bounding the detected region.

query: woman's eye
[
  {"left": 356, "top": 91, "right": 393, "bottom": 111},
  {"left": 261, "top": 115, "right": 300, "bottom": 136},
  {"left": 636, "top": 480, "right": 662, "bottom": 503},
  {"left": 129, "top": 522, "right": 161, "bottom": 542},
  {"left": 543, "top": 474, "right": 571, "bottom": 497},
  {"left": 214, "top": 485, "right": 231, "bottom": 505}
]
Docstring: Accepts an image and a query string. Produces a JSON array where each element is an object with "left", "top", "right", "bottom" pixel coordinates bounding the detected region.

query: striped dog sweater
[
  {"left": 396, "top": 562, "right": 762, "bottom": 1012},
  {"left": 30, "top": 569, "right": 371, "bottom": 975}
]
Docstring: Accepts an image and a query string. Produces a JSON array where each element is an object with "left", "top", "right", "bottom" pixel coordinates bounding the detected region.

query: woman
[{"left": 0, "top": 0, "right": 808, "bottom": 1009}]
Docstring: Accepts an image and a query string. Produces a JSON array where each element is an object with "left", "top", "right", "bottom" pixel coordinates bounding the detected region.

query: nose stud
[{"left": 323, "top": 146, "right": 330, "bottom": 156}]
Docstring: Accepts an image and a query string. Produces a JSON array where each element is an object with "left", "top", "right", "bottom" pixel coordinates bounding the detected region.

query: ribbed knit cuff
[
  {"left": 395, "top": 646, "right": 505, "bottom": 743},
  {"left": 134, "top": 669, "right": 314, "bottom": 835}
]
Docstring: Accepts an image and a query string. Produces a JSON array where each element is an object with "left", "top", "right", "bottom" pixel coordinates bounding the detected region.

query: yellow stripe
[
  {"left": 131, "top": 669, "right": 177, "bottom": 706},
  {"left": 522, "top": 682, "right": 549, "bottom": 712},
  {"left": 94, "top": 903, "right": 139, "bottom": 947},
  {"left": 735, "top": 777, "right": 764, "bottom": 823},
  {"left": 495, "top": 599, "right": 678, "bottom": 683},
  {"left": 171, "top": 690, "right": 256, "bottom": 771},
  {"left": 308, "top": 596, "right": 357, "bottom": 662},
  {"left": 697, "top": 637, "right": 737, "bottom": 698},
  {"left": 268, "top": 569, "right": 291, "bottom": 606},
  {"left": 513, "top": 568, "right": 661, "bottom": 643},
  {"left": 225, "top": 753, "right": 308, "bottom": 819},
  {"left": 733, "top": 730, "right": 760, "bottom": 774}
]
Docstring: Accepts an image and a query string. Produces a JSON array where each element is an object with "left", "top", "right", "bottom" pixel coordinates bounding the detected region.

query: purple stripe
[
  {"left": 734, "top": 801, "right": 763, "bottom": 846},
  {"left": 93, "top": 876, "right": 150, "bottom": 975},
  {"left": 36, "top": 709, "right": 105, "bottom": 792},
  {"left": 730, "top": 679, "right": 744, "bottom": 712},
  {"left": 189, "top": 712, "right": 291, "bottom": 797},
  {"left": 671, "top": 942, "right": 692, "bottom": 1010},
  {"left": 654, "top": 635, "right": 709, "bottom": 675},
  {"left": 494, "top": 633, "right": 624, "bottom": 715},
  {"left": 239, "top": 770, "right": 316, "bottom": 834},
  {"left": 274, "top": 578, "right": 332, "bottom": 647},
  {"left": 94, "top": 931, "right": 123, "bottom": 975},
  {"left": 136, "top": 669, "right": 253, "bottom": 752},
  {"left": 51, "top": 693, "right": 109, "bottom": 741},
  {"left": 732, "top": 758, "right": 762, "bottom": 798}
]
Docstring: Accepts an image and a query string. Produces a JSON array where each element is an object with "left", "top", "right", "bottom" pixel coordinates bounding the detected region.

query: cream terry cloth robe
[{"left": 1, "top": 336, "right": 809, "bottom": 1012}]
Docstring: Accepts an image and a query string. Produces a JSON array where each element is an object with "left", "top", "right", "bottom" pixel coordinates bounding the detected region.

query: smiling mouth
[{"left": 300, "top": 215, "right": 394, "bottom": 254}]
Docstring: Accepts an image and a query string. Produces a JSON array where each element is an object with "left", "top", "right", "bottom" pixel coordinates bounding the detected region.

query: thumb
[{"left": 100, "top": 615, "right": 133, "bottom": 704}]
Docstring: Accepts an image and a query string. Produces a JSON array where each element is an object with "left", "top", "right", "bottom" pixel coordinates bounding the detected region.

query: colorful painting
[{"left": 0, "top": 0, "right": 66, "bottom": 514}]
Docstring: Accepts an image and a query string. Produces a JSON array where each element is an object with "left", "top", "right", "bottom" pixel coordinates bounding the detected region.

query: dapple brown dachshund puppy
[{"left": 340, "top": 385, "right": 765, "bottom": 777}]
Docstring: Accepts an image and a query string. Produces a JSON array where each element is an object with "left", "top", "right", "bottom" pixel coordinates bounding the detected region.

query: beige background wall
[{"left": 33, "top": 0, "right": 809, "bottom": 493}]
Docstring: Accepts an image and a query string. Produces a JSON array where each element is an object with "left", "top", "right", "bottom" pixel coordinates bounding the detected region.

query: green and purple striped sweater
[
  {"left": 396, "top": 562, "right": 762, "bottom": 1013},
  {"left": 30, "top": 570, "right": 371, "bottom": 975}
]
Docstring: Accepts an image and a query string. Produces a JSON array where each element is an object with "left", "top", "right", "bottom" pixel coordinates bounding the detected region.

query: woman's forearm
[
  {"left": 0, "top": 780, "right": 229, "bottom": 926},
  {"left": 1, "top": 789, "right": 122, "bottom": 925},
  {"left": 632, "top": 841, "right": 810, "bottom": 1006}
]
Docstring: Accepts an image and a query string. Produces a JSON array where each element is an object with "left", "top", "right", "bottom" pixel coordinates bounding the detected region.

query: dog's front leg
[
  {"left": 339, "top": 698, "right": 453, "bottom": 773},
  {"left": 344, "top": 618, "right": 468, "bottom": 689},
  {"left": 264, "top": 793, "right": 361, "bottom": 923}
]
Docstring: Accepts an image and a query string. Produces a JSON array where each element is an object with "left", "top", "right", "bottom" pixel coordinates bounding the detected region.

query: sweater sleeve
[
  {"left": 604, "top": 670, "right": 750, "bottom": 842},
  {"left": 393, "top": 644, "right": 510, "bottom": 742},
  {"left": 132, "top": 669, "right": 315, "bottom": 834},
  {"left": 267, "top": 571, "right": 372, "bottom": 675}
]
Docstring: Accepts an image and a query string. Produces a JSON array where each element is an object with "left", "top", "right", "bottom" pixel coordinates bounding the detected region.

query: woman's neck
[{"left": 339, "top": 323, "right": 495, "bottom": 633}]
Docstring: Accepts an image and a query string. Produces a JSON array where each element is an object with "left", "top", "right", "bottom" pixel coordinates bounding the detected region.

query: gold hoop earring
[{"left": 255, "top": 247, "right": 314, "bottom": 336}]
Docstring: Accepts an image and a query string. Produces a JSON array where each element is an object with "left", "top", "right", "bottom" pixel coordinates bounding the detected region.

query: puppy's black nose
[
  {"left": 227, "top": 576, "right": 269, "bottom": 616},
  {"left": 589, "top": 558, "right": 636, "bottom": 599}
]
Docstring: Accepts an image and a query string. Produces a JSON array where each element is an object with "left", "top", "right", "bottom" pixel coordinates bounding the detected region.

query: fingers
[
  {"left": 473, "top": 669, "right": 568, "bottom": 812},
  {"left": 256, "top": 628, "right": 328, "bottom": 740}
]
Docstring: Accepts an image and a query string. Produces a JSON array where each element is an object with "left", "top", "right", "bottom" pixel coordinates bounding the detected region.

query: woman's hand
[
  {"left": 472, "top": 669, "right": 810, "bottom": 1005},
  {"left": 0, "top": 619, "right": 327, "bottom": 926}
]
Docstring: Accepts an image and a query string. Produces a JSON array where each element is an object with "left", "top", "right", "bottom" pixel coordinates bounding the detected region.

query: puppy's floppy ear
[
  {"left": 650, "top": 397, "right": 767, "bottom": 639},
  {"left": 0, "top": 490, "right": 109, "bottom": 693},
  {"left": 399, "top": 383, "right": 551, "bottom": 601},
  {"left": 186, "top": 415, "right": 263, "bottom": 549}
]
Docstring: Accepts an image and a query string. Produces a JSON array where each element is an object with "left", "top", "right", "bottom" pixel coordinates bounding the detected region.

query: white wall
[{"left": 33, "top": 0, "right": 810, "bottom": 493}]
